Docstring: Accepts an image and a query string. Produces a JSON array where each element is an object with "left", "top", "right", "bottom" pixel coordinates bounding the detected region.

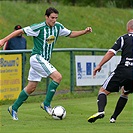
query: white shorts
[{"left": 28, "top": 54, "right": 56, "bottom": 82}]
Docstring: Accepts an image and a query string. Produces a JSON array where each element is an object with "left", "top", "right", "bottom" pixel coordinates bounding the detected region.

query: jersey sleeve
[
  {"left": 59, "top": 27, "right": 71, "bottom": 37},
  {"left": 108, "top": 37, "right": 122, "bottom": 55},
  {"left": 57, "top": 23, "right": 71, "bottom": 37},
  {"left": 23, "top": 26, "right": 40, "bottom": 37}
]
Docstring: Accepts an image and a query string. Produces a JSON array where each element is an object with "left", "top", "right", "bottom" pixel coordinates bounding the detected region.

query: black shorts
[{"left": 102, "top": 70, "right": 133, "bottom": 94}]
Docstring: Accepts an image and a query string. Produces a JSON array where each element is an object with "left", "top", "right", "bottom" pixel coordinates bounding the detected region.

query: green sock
[
  {"left": 12, "top": 89, "right": 29, "bottom": 112},
  {"left": 44, "top": 80, "right": 59, "bottom": 106}
]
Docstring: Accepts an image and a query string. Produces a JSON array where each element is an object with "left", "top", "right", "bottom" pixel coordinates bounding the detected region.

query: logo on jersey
[
  {"left": 46, "top": 35, "right": 55, "bottom": 44},
  {"left": 125, "top": 57, "right": 133, "bottom": 66}
]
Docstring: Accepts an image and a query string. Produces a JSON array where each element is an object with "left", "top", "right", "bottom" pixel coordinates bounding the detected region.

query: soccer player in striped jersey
[
  {"left": 87, "top": 19, "right": 133, "bottom": 123},
  {"left": 0, "top": 7, "right": 92, "bottom": 120}
]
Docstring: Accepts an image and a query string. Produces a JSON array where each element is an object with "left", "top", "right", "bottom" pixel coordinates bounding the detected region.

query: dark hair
[
  {"left": 14, "top": 25, "right": 22, "bottom": 30},
  {"left": 45, "top": 7, "right": 59, "bottom": 17}
]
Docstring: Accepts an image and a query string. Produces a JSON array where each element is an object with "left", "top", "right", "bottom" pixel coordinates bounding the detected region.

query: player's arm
[
  {"left": 3, "top": 42, "right": 8, "bottom": 50},
  {"left": 93, "top": 51, "right": 115, "bottom": 77},
  {"left": 69, "top": 27, "right": 92, "bottom": 38},
  {"left": 93, "top": 36, "right": 122, "bottom": 76},
  {"left": 0, "top": 29, "right": 24, "bottom": 48}
]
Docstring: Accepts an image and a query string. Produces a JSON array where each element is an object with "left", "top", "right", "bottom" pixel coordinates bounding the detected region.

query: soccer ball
[{"left": 52, "top": 106, "right": 66, "bottom": 120}]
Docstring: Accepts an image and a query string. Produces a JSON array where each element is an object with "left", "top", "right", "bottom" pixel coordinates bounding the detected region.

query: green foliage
[
  {"left": 1, "top": 0, "right": 133, "bottom": 8},
  {"left": 63, "top": 0, "right": 133, "bottom": 8}
]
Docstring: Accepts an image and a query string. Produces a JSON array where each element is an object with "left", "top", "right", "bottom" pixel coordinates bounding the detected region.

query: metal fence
[{"left": 0, "top": 48, "right": 108, "bottom": 95}]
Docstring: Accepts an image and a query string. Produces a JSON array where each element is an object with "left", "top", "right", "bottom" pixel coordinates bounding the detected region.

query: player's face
[{"left": 45, "top": 13, "right": 58, "bottom": 27}]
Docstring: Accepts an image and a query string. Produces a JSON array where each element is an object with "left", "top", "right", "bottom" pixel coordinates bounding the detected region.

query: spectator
[
  {"left": 3, "top": 25, "right": 27, "bottom": 64},
  {"left": 3, "top": 25, "right": 27, "bottom": 50}
]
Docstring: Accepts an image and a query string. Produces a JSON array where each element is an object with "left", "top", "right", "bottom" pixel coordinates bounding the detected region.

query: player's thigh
[
  {"left": 28, "top": 67, "right": 42, "bottom": 81},
  {"left": 29, "top": 55, "right": 56, "bottom": 80},
  {"left": 123, "top": 79, "right": 133, "bottom": 94},
  {"left": 102, "top": 72, "right": 120, "bottom": 92}
]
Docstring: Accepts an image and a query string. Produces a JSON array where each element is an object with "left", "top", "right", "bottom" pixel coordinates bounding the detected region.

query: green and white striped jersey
[{"left": 23, "top": 21, "right": 71, "bottom": 61}]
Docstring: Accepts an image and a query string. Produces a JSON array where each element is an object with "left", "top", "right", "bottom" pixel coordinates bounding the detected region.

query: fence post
[
  {"left": 91, "top": 50, "right": 95, "bottom": 92},
  {"left": 22, "top": 52, "right": 25, "bottom": 90},
  {"left": 70, "top": 50, "right": 74, "bottom": 92}
]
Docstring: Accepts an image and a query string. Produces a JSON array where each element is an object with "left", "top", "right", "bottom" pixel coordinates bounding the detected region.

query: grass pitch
[{"left": 1, "top": 93, "right": 133, "bottom": 133}]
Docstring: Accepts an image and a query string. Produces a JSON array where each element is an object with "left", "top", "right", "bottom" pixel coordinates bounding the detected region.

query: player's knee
[
  {"left": 56, "top": 73, "right": 62, "bottom": 83},
  {"left": 50, "top": 71, "right": 62, "bottom": 83},
  {"left": 121, "top": 91, "right": 129, "bottom": 97},
  {"left": 99, "top": 87, "right": 110, "bottom": 95},
  {"left": 30, "top": 85, "right": 36, "bottom": 92}
]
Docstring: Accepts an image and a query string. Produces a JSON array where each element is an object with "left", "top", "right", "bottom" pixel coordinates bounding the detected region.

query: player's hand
[
  {"left": 84, "top": 27, "right": 92, "bottom": 34},
  {"left": 93, "top": 65, "right": 101, "bottom": 77},
  {"left": 0, "top": 39, "right": 5, "bottom": 48}
]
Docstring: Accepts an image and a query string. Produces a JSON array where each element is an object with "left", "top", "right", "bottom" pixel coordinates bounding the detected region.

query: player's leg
[
  {"left": 110, "top": 79, "right": 133, "bottom": 123},
  {"left": 97, "top": 88, "right": 110, "bottom": 112},
  {"left": 8, "top": 81, "right": 38, "bottom": 120},
  {"left": 110, "top": 95, "right": 128, "bottom": 123},
  {"left": 8, "top": 55, "right": 41, "bottom": 120},
  {"left": 41, "top": 71, "right": 62, "bottom": 115},
  {"left": 88, "top": 72, "right": 120, "bottom": 123},
  {"left": 12, "top": 81, "right": 38, "bottom": 111},
  {"left": 110, "top": 86, "right": 129, "bottom": 123},
  {"left": 34, "top": 55, "right": 62, "bottom": 115},
  {"left": 44, "top": 71, "right": 62, "bottom": 106},
  {"left": 87, "top": 87, "right": 110, "bottom": 123}
]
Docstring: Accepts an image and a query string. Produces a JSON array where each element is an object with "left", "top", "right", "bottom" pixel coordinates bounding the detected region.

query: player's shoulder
[
  {"left": 30, "top": 21, "right": 46, "bottom": 29},
  {"left": 55, "top": 22, "right": 64, "bottom": 28},
  {"left": 55, "top": 21, "right": 62, "bottom": 25},
  {"left": 117, "top": 33, "right": 129, "bottom": 41},
  {"left": 121, "top": 33, "right": 131, "bottom": 38}
]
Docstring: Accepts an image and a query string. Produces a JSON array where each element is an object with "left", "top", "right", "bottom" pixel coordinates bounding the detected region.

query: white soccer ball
[{"left": 52, "top": 106, "right": 66, "bottom": 120}]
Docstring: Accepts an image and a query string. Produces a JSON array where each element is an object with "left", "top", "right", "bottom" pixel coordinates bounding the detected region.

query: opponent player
[
  {"left": 87, "top": 19, "right": 133, "bottom": 123},
  {"left": 0, "top": 7, "right": 92, "bottom": 120}
]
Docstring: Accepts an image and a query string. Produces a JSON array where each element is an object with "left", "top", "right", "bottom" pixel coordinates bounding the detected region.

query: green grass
[
  {"left": 1, "top": 93, "right": 133, "bottom": 133},
  {"left": 0, "top": 3, "right": 133, "bottom": 132}
]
